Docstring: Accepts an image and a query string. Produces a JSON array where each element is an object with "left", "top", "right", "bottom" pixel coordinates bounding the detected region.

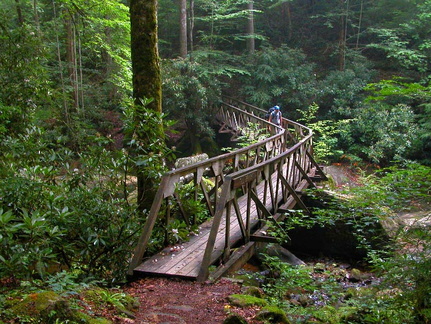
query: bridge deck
[{"left": 132, "top": 167, "right": 314, "bottom": 280}]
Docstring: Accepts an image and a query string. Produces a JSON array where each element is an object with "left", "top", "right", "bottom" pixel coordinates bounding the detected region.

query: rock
[
  {"left": 174, "top": 153, "right": 209, "bottom": 169},
  {"left": 223, "top": 314, "right": 249, "bottom": 324},
  {"left": 242, "top": 286, "right": 265, "bottom": 298},
  {"left": 227, "top": 294, "right": 267, "bottom": 308},
  {"left": 256, "top": 243, "right": 306, "bottom": 266},
  {"left": 347, "top": 268, "right": 370, "bottom": 282},
  {"left": 313, "top": 262, "right": 326, "bottom": 272},
  {"left": 255, "top": 305, "right": 291, "bottom": 324},
  {"left": 10, "top": 291, "right": 96, "bottom": 324}
]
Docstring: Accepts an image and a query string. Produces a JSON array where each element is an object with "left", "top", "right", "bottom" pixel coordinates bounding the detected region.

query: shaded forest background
[
  {"left": 1, "top": 0, "right": 430, "bottom": 164},
  {"left": 1, "top": 1, "right": 431, "bottom": 323}
]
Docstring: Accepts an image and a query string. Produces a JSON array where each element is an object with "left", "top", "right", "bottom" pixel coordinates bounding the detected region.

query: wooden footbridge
[{"left": 128, "top": 97, "right": 326, "bottom": 281}]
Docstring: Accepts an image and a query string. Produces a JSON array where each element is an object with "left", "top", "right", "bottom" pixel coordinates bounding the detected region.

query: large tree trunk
[
  {"left": 179, "top": 0, "right": 187, "bottom": 58},
  {"left": 130, "top": 0, "right": 163, "bottom": 211}
]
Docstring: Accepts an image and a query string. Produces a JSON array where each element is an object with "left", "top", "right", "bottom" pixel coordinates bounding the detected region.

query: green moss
[
  {"left": 255, "top": 305, "right": 290, "bottom": 324},
  {"left": 223, "top": 313, "right": 248, "bottom": 324},
  {"left": 243, "top": 286, "right": 264, "bottom": 298},
  {"left": 11, "top": 291, "right": 62, "bottom": 315},
  {"left": 82, "top": 287, "right": 105, "bottom": 301},
  {"left": 227, "top": 294, "right": 267, "bottom": 308},
  {"left": 9, "top": 291, "right": 85, "bottom": 323},
  {"left": 88, "top": 318, "right": 113, "bottom": 324}
]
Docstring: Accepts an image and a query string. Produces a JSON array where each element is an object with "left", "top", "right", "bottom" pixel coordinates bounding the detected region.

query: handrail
[
  {"left": 197, "top": 129, "right": 314, "bottom": 280},
  {"left": 128, "top": 98, "right": 316, "bottom": 276}
]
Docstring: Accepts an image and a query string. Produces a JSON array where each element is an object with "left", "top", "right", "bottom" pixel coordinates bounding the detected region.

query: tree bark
[
  {"left": 188, "top": 0, "right": 194, "bottom": 59},
  {"left": 284, "top": 2, "right": 292, "bottom": 41},
  {"left": 179, "top": 0, "right": 187, "bottom": 58},
  {"left": 338, "top": 0, "right": 347, "bottom": 71},
  {"left": 15, "top": 0, "right": 24, "bottom": 26},
  {"left": 130, "top": 0, "right": 163, "bottom": 211},
  {"left": 33, "top": 0, "right": 40, "bottom": 32},
  {"left": 65, "top": 14, "right": 79, "bottom": 112},
  {"left": 246, "top": 0, "right": 255, "bottom": 54}
]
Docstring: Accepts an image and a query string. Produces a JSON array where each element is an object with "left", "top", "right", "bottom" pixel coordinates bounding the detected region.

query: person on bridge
[{"left": 268, "top": 105, "right": 282, "bottom": 133}]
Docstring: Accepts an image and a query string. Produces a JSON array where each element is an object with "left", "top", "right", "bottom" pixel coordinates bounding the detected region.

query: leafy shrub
[
  {"left": 337, "top": 103, "right": 419, "bottom": 165},
  {"left": 318, "top": 53, "right": 375, "bottom": 113},
  {"left": 296, "top": 103, "right": 345, "bottom": 163},
  {"left": 240, "top": 45, "right": 318, "bottom": 114},
  {"left": 0, "top": 123, "right": 142, "bottom": 283}
]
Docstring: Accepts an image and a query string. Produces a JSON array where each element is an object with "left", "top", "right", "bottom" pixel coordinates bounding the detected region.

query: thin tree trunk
[
  {"left": 78, "top": 30, "right": 84, "bottom": 112},
  {"left": 15, "top": 0, "right": 24, "bottom": 26},
  {"left": 188, "top": 0, "right": 194, "bottom": 60},
  {"left": 286, "top": 2, "right": 292, "bottom": 41},
  {"left": 356, "top": 0, "right": 363, "bottom": 49},
  {"left": 103, "top": 24, "right": 116, "bottom": 101},
  {"left": 33, "top": 0, "right": 40, "bottom": 33},
  {"left": 179, "top": 0, "right": 187, "bottom": 58},
  {"left": 130, "top": 0, "right": 163, "bottom": 211},
  {"left": 338, "top": 0, "right": 347, "bottom": 71},
  {"left": 52, "top": 0, "right": 68, "bottom": 117},
  {"left": 246, "top": 0, "right": 255, "bottom": 54},
  {"left": 65, "top": 14, "right": 79, "bottom": 111}
]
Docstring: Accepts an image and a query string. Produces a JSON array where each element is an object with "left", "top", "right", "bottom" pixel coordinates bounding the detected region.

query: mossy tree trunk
[{"left": 130, "top": 0, "right": 163, "bottom": 211}]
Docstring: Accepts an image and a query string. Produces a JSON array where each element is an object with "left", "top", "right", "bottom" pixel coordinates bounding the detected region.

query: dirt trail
[{"left": 120, "top": 277, "right": 259, "bottom": 324}]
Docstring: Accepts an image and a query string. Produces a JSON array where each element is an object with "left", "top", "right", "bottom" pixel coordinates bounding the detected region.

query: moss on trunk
[{"left": 130, "top": 0, "right": 164, "bottom": 210}]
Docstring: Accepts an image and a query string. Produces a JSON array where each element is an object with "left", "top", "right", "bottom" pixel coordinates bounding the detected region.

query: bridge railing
[
  {"left": 128, "top": 98, "right": 315, "bottom": 275},
  {"left": 221, "top": 97, "right": 311, "bottom": 146},
  {"left": 197, "top": 130, "right": 317, "bottom": 280}
]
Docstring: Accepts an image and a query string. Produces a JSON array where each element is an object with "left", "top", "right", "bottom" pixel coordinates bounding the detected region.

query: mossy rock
[
  {"left": 313, "top": 305, "right": 358, "bottom": 323},
  {"left": 9, "top": 291, "right": 91, "bottom": 324},
  {"left": 88, "top": 318, "right": 112, "bottom": 324},
  {"left": 255, "top": 305, "right": 290, "bottom": 323},
  {"left": 228, "top": 294, "right": 267, "bottom": 308},
  {"left": 223, "top": 313, "right": 249, "bottom": 324},
  {"left": 242, "top": 286, "right": 264, "bottom": 298},
  {"left": 82, "top": 287, "right": 105, "bottom": 301},
  {"left": 229, "top": 273, "right": 261, "bottom": 287},
  {"left": 344, "top": 286, "right": 376, "bottom": 300}
]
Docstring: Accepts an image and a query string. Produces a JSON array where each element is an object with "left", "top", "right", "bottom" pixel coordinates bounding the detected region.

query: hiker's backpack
[
  {"left": 271, "top": 109, "right": 281, "bottom": 125},
  {"left": 264, "top": 106, "right": 276, "bottom": 119}
]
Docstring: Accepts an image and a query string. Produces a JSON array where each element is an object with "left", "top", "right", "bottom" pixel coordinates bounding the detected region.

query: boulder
[{"left": 174, "top": 153, "right": 209, "bottom": 169}]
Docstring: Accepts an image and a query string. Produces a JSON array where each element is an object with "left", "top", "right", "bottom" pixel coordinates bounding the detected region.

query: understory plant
[
  {"left": 0, "top": 122, "right": 145, "bottom": 283},
  {"left": 251, "top": 162, "right": 431, "bottom": 323}
]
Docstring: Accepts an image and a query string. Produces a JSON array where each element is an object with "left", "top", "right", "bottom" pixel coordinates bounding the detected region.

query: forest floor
[
  {"left": 115, "top": 259, "right": 376, "bottom": 324},
  {"left": 120, "top": 276, "right": 253, "bottom": 324}
]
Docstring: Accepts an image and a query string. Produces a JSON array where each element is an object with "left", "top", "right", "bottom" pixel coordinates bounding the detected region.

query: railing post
[{"left": 197, "top": 177, "right": 233, "bottom": 282}]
